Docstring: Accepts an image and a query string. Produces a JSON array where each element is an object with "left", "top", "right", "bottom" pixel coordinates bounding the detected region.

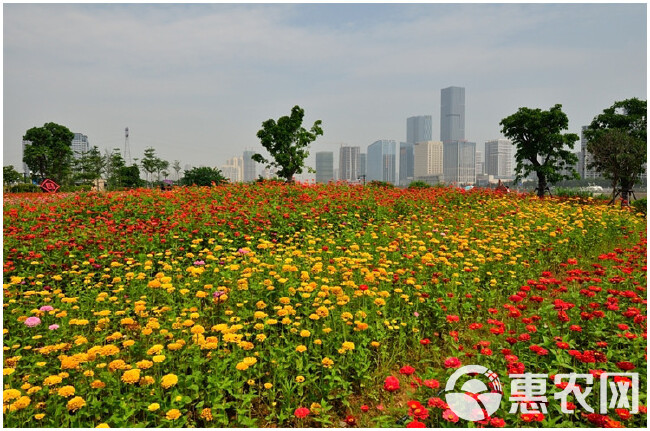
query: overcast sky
[{"left": 3, "top": 3, "right": 647, "bottom": 179}]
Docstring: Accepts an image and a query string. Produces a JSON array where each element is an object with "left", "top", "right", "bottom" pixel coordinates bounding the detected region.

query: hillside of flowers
[{"left": 3, "top": 183, "right": 647, "bottom": 427}]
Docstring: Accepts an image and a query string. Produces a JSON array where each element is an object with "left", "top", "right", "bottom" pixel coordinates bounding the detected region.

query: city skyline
[{"left": 3, "top": 3, "right": 647, "bottom": 180}]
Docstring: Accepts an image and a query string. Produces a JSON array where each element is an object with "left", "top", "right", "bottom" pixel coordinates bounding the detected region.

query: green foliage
[
  {"left": 367, "top": 180, "right": 394, "bottom": 188},
  {"left": 500, "top": 104, "right": 579, "bottom": 197},
  {"left": 181, "top": 166, "right": 228, "bottom": 186},
  {"left": 631, "top": 198, "right": 647, "bottom": 215},
  {"left": 253, "top": 105, "right": 323, "bottom": 182},
  {"left": 3, "top": 165, "right": 23, "bottom": 185},
  {"left": 73, "top": 146, "right": 104, "bottom": 185},
  {"left": 407, "top": 180, "right": 430, "bottom": 189},
  {"left": 7, "top": 183, "right": 40, "bottom": 193},
  {"left": 584, "top": 98, "right": 646, "bottom": 143},
  {"left": 59, "top": 184, "right": 93, "bottom": 193},
  {"left": 584, "top": 99, "right": 647, "bottom": 201},
  {"left": 117, "top": 165, "right": 145, "bottom": 189},
  {"left": 22, "top": 122, "right": 75, "bottom": 184}
]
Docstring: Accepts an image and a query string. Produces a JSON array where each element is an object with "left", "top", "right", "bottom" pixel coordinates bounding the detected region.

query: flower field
[{"left": 2, "top": 183, "right": 647, "bottom": 427}]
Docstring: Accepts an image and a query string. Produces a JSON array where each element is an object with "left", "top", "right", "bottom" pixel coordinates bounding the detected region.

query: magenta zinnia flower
[{"left": 24, "top": 317, "right": 41, "bottom": 327}]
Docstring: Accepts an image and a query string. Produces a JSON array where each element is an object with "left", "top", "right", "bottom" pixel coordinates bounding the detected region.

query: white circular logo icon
[{"left": 445, "top": 365, "right": 503, "bottom": 421}]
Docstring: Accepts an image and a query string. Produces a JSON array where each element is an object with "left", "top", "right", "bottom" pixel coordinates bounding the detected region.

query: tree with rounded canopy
[
  {"left": 181, "top": 166, "right": 227, "bottom": 186},
  {"left": 583, "top": 98, "right": 647, "bottom": 206},
  {"left": 3, "top": 165, "right": 23, "bottom": 186},
  {"left": 23, "top": 122, "right": 74, "bottom": 184},
  {"left": 253, "top": 105, "right": 323, "bottom": 182},
  {"left": 500, "top": 104, "right": 579, "bottom": 197}
]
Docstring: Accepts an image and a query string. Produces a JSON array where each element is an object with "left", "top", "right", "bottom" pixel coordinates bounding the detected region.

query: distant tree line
[{"left": 6, "top": 99, "right": 645, "bottom": 201}]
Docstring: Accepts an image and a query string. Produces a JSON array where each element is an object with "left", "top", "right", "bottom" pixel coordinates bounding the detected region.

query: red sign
[{"left": 40, "top": 179, "right": 60, "bottom": 193}]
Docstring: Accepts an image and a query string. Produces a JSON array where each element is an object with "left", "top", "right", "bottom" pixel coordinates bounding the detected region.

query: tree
[
  {"left": 499, "top": 104, "right": 579, "bottom": 197},
  {"left": 181, "top": 167, "right": 227, "bottom": 186},
  {"left": 141, "top": 147, "right": 159, "bottom": 187},
  {"left": 3, "top": 165, "right": 23, "bottom": 186},
  {"left": 172, "top": 160, "right": 182, "bottom": 181},
  {"left": 117, "top": 165, "right": 145, "bottom": 189},
  {"left": 105, "top": 149, "right": 126, "bottom": 190},
  {"left": 154, "top": 159, "right": 169, "bottom": 183},
  {"left": 583, "top": 98, "right": 647, "bottom": 205},
  {"left": 73, "top": 146, "right": 104, "bottom": 186},
  {"left": 22, "top": 122, "right": 74, "bottom": 184},
  {"left": 253, "top": 105, "right": 323, "bottom": 182}
]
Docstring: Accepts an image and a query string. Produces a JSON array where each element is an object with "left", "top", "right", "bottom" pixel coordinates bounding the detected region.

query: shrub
[
  {"left": 8, "top": 183, "right": 40, "bottom": 193},
  {"left": 631, "top": 198, "right": 647, "bottom": 215},
  {"left": 408, "top": 181, "right": 430, "bottom": 189},
  {"left": 367, "top": 180, "right": 394, "bottom": 188}
]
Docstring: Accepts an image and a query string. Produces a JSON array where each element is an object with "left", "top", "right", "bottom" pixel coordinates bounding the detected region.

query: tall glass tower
[
  {"left": 440, "top": 87, "right": 465, "bottom": 144},
  {"left": 315, "top": 152, "right": 334, "bottom": 183},
  {"left": 367, "top": 140, "right": 397, "bottom": 184}
]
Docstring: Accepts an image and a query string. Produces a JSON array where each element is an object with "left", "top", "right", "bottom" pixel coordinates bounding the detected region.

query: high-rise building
[
  {"left": 444, "top": 140, "right": 476, "bottom": 184},
  {"left": 485, "top": 139, "right": 515, "bottom": 179},
  {"left": 403, "top": 116, "right": 432, "bottom": 186},
  {"left": 22, "top": 140, "right": 31, "bottom": 176},
  {"left": 580, "top": 126, "right": 600, "bottom": 179},
  {"left": 359, "top": 153, "right": 366, "bottom": 178},
  {"left": 71, "top": 133, "right": 90, "bottom": 158},
  {"left": 315, "top": 152, "right": 334, "bottom": 183},
  {"left": 407, "top": 116, "right": 433, "bottom": 145},
  {"left": 440, "top": 86, "right": 465, "bottom": 144},
  {"left": 221, "top": 156, "right": 243, "bottom": 182},
  {"left": 242, "top": 151, "right": 257, "bottom": 182},
  {"left": 413, "top": 141, "right": 443, "bottom": 179},
  {"left": 367, "top": 140, "right": 397, "bottom": 184},
  {"left": 399, "top": 142, "right": 414, "bottom": 186},
  {"left": 339, "top": 146, "right": 360, "bottom": 182}
]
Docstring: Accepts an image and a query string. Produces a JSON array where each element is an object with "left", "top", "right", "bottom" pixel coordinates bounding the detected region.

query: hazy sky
[{"left": 3, "top": 3, "right": 647, "bottom": 179}]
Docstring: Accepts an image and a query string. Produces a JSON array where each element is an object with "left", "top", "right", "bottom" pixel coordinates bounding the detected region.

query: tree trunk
[
  {"left": 537, "top": 171, "right": 547, "bottom": 198},
  {"left": 620, "top": 179, "right": 632, "bottom": 207}
]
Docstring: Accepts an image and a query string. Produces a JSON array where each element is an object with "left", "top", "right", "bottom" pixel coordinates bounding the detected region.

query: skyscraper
[
  {"left": 485, "top": 139, "right": 515, "bottom": 179},
  {"left": 407, "top": 116, "right": 433, "bottom": 144},
  {"left": 402, "top": 116, "right": 432, "bottom": 186},
  {"left": 580, "top": 126, "right": 600, "bottom": 179},
  {"left": 22, "top": 140, "right": 31, "bottom": 176},
  {"left": 440, "top": 87, "right": 465, "bottom": 144},
  {"left": 339, "top": 146, "right": 360, "bottom": 182},
  {"left": 242, "top": 151, "right": 257, "bottom": 182},
  {"left": 399, "top": 142, "right": 414, "bottom": 186},
  {"left": 71, "top": 133, "right": 90, "bottom": 158},
  {"left": 444, "top": 141, "right": 476, "bottom": 184},
  {"left": 359, "top": 153, "right": 366, "bottom": 178},
  {"left": 413, "top": 141, "right": 444, "bottom": 180},
  {"left": 367, "top": 140, "right": 397, "bottom": 184},
  {"left": 221, "top": 156, "right": 243, "bottom": 182},
  {"left": 315, "top": 152, "right": 334, "bottom": 183}
]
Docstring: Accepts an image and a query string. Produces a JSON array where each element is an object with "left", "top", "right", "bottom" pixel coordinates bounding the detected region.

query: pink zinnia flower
[
  {"left": 49, "top": 324, "right": 59, "bottom": 330},
  {"left": 24, "top": 317, "right": 41, "bottom": 327},
  {"left": 442, "top": 408, "right": 459, "bottom": 423},
  {"left": 39, "top": 305, "right": 54, "bottom": 312}
]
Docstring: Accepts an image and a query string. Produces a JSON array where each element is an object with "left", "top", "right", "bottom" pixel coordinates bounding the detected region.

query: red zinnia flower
[
  {"left": 294, "top": 407, "right": 310, "bottom": 418},
  {"left": 444, "top": 357, "right": 461, "bottom": 369},
  {"left": 406, "top": 420, "right": 426, "bottom": 428},
  {"left": 384, "top": 376, "right": 400, "bottom": 392},
  {"left": 400, "top": 365, "right": 416, "bottom": 375},
  {"left": 616, "top": 361, "right": 635, "bottom": 371}
]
